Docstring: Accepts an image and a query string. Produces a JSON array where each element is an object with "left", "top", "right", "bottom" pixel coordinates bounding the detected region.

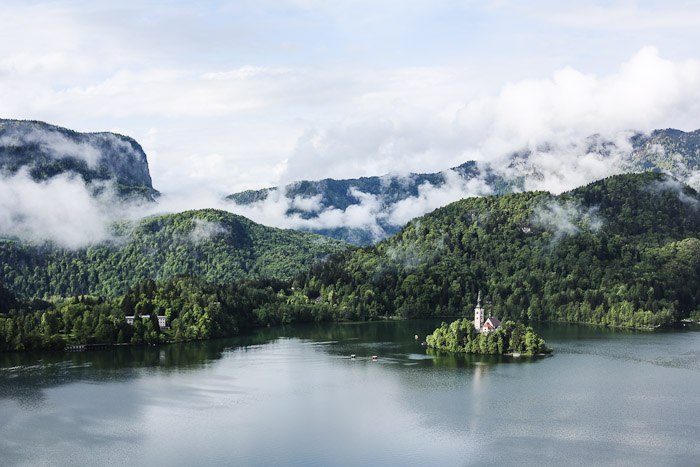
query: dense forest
[
  {"left": 293, "top": 172, "right": 700, "bottom": 328},
  {"left": 0, "top": 277, "right": 344, "bottom": 351},
  {"left": 0, "top": 209, "right": 348, "bottom": 299},
  {"left": 426, "top": 318, "right": 549, "bottom": 355},
  {"left": 3, "top": 172, "right": 700, "bottom": 351}
]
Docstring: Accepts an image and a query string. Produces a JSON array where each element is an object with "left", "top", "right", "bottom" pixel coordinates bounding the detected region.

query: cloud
[
  {"left": 277, "top": 48, "right": 700, "bottom": 190},
  {"left": 386, "top": 170, "right": 493, "bottom": 226},
  {"left": 188, "top": 218, "right": 227, "bottom": 243},
  {"left": 0, "top": 170, "right": 117, "bottom": 248},
  {"left": 648, "top": 177, "right": 700, "bottom": 210},
  {"left": 220, "top": 168, "right": 494, "bottom": 241},
  {"left": 0, "top": 127, "right": 102, "bottom": 168},
  {"left": 532, "top": 199, "right": 603, "bottom": 242},
  {"left": 540, "top": 2, "right": 700, "bottom": 30}
]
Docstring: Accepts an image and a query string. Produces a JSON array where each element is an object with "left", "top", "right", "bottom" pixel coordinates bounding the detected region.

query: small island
[{"left": 426, "top": 292, "right": 550, "bottom": 356}]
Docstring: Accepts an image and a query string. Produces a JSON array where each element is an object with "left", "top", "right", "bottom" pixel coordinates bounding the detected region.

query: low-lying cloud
[
  {"left": 532, "top": 199, "right": 603, "bottom": 242},
  {"left": 225, "top": 168, "right": 494, "bottom": 241},
  {"left": 648, "top": 177, "right": 700, "bottom": 210},
  {"left": 0, "top": 127, "right": 102, "bottom": 168},
  {"left": 188, "top": 218, "right": 227, "bottom": 243},
  {"left": 0, "top": 170, "right": 116, "bottom": 248}
]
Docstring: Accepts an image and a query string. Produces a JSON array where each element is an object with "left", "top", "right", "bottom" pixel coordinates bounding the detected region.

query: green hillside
[
  {"left": 0, "top": 209, "right": 349, "bottom": 299},
  {"left": 226, "top": 129, "right": 700, "bottom": 245},
  {"left": 295, "top": 172, "right": 700, "bottom": 328}
]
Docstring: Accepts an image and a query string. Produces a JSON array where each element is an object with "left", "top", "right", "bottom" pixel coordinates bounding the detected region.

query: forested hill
[
  {"left": 227, "top": 161, "right": 512, "bottom": 244},
  {"left": 0, "top": 209, "right": 349, "bottom": 299},
  {"left": 0, "top": 119, "right": 158, "bottom": 200},
  {"left": 226, "top": 128, "right": 700, "bottom": 245},
  {"left": 296, "top": 172, "right": 700, "bottom": 328}
]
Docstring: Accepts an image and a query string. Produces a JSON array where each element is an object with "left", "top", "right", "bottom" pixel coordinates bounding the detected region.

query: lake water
[{"left": 1, "top": 320, "right": 699, "bottom": 466}]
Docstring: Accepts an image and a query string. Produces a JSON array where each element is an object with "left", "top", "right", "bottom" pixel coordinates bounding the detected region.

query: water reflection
[{"left": 0, "top": 320, "right": 699, "bottom": 466}]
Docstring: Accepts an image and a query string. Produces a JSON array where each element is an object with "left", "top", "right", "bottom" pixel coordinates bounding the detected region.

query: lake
[{"left": 1, "top": 320, "right": 699, "bottom": 466}]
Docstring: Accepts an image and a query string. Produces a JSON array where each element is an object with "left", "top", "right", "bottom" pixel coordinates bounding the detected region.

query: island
[{"left": 426, "top": 292, "right": 550, "bottom": 356}]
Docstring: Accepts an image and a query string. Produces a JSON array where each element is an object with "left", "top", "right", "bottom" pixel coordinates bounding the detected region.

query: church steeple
[{"left": 474, "top": 290, "right": 485, "bottom": 330}]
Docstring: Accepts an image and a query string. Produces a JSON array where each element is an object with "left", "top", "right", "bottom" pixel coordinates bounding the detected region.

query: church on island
[{"left": 473, "top": 291, "right": 501, "bottom": 334}]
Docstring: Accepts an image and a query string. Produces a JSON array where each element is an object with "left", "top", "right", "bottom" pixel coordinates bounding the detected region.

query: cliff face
[{"left": 0, "top": 119, "right": 157, "bottom": 199}]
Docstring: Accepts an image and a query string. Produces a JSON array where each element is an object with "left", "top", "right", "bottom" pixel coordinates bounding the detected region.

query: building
[
  {"left": 125, "top": 315, "right": 168, "bottom": 329},
  {"left": 481, "top": 316, "right": 501, "bottom": 334},
  {"left": 473, "top": 291, "right": 500, "bottom": 333},
  {"left": 473, "top": 290, "right": 485, "bottom": 330}
]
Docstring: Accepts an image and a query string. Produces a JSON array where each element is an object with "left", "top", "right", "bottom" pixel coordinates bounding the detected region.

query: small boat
[
  {"left": 350, "top": 354, "right": 356, "bottom": 359},
  {"left": 371, "top": 355, "right": 378, "bottom": 361}
]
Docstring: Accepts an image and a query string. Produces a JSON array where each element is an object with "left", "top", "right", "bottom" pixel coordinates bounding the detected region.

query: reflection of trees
[
  {"left": 0, "top": 319, "right": 551, "bottom": 407},
  {"left": 0, "top": 339, "right": 236, "bottom": 405}
]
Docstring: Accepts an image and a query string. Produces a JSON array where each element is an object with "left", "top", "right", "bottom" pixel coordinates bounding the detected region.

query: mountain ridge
[
  {"left": 291, "top": 171, "right": 700, "bottom": 328},
  {"left": 0, "top": 118, "right": 158, "bottom": 200},
  {"left": 0, "top": 208, "right": 349, "bottom": 299},
  {"left": 227, "top": 128, "right": 700, "bottom": 244}
]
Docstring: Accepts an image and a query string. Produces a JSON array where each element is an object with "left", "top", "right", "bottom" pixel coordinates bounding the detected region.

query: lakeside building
[{"left": 125, "top": 315, "right": 168, "bottom": 329}]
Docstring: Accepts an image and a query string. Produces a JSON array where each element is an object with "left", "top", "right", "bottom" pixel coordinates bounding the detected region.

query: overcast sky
[{"left": 2, "top": 0, "right": 700, "bottom": 196}]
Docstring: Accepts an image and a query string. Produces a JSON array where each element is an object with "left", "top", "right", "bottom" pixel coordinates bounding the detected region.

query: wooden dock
[{"left": 64, "top": 343, "right": 113, "bottom": 352}]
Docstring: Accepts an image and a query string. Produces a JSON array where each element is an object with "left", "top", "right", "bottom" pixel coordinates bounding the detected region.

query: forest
[
  {"left": 293, "top": 172, "right": 700, "bottom": 328},
  {"left": 0, "top": 208, "right": 348, "bottom": 298},
  {"left": 2, "top": 172, "right": 700, "bottom": 351},
  {"left": 0, "top": 277, "right": 341, "bottom": 351},
  {"left": 426, "top": 318, "right": 549, "bottom": 355}
]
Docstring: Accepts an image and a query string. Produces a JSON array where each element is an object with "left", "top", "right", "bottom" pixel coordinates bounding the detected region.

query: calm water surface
[{"left": 1, "top": 321, "right": 699, "bottom": 466}]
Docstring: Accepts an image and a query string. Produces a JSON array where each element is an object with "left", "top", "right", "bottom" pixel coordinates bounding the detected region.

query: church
[{"left": 473, "top": 291, "right": 501, "bottom": 334}]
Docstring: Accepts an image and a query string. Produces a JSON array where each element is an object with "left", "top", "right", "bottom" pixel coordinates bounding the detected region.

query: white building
[
  {"left": 125, "top": 315, "right": 168, "bottom": 329},
  {"left": 474, "top": 291, "right": 501, "bottom": 333},
  {"left": 473, "top": 290, "right": 485, "bottom": 330}
]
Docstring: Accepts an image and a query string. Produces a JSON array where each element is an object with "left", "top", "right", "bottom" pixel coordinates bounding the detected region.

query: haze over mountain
[
  {"left": 227, "top": 128, "right": 700, "bottom": 244},
  {"left": 0, "top": 209, "right": 348, "bottom": 299},
  {"left": 0, "top": 119, "right": 157, "bottom": 199},
  {"left": 291, "top": 172, "right": 700, "bottom": 327},
  {"left": 0, "top": 119, "right": 163, "bottom": 248}
]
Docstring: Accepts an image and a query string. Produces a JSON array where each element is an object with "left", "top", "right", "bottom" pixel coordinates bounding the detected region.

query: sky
[{"left": 1, "top": 0, "right": 700, "bottom": 198}]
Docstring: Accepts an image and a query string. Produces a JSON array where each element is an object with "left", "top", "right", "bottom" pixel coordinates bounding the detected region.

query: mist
[
  {"left": 2, "top": 46, "right": 700, "bottom": 247},
  {"left": 0, "top": 170, "right": 116, "bottom": 248}
]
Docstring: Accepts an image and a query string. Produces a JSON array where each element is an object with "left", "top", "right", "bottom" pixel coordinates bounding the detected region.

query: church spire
[{"left": 474, "top": 290, "right": 485, "bottom": 330}]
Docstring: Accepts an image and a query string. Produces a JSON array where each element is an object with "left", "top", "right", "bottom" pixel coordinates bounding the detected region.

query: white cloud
[
  {"left": 0, "top": 170, "right": 116, "bottom": 248},
  {"left": 189, "top": 219, "right": 227, "bottom": 243},
  {"left": 386, "top": 170, "right": 493, "bottom": 226},
  {"left": 540, "top": 2, "right": 700, "bottom": 30},
  {"left": 648, "top": 177, "right": 700, "bottom": 210},
  {"left": 2, "top": 1, "right": 700, "bottom": 244},
  {"left": 220, "top": 169, "right": 494, "bottom": 241},
  {"left": 532, "top": 199, "right": 603, "bottom": 242},
  {"left": 0, "top": 128, "right": 102, "bottom": 168}
]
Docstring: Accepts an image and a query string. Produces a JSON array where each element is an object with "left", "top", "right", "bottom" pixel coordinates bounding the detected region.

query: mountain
[
  {"left": 227, "top": 161, "right": 514, "bottom": 244},
  {"left": 0, "top": 119, "right": 158, "bottom": 200},
  {"left": 293, "top": 172, "right": 700, "bottom": 328},
  {"left": 0, "top": 209, "right": 349, "bottom": 299},
  {"left": 629, "top": 128, "right": 700, "bottom": 175},
  {"left": 227, "top": 128, "right": 700, "bottom": 244}
]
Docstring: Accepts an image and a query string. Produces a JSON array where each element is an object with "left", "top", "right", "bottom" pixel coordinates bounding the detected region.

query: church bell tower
[{"left": 474, "top": 290, "right": 484, "bottom": 330}]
